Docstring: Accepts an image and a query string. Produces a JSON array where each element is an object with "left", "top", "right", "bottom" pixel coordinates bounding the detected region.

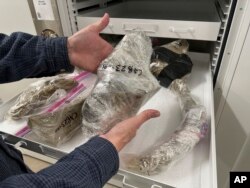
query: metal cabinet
[{"left": 1, "top": 0, "right": 250, "bottom": 187}]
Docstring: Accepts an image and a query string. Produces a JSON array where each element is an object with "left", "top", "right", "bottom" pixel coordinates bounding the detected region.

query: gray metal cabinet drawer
[{"left": 76, "top": 0, "right": 221, "bottom": 41}]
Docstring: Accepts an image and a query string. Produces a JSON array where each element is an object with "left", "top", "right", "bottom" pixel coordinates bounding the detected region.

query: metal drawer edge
[
  {"left": 0, "top": 131, "right": 173, "bottom": 188},
  {"left": 0, "top": 131, "right": 66, "bottom": 159}
]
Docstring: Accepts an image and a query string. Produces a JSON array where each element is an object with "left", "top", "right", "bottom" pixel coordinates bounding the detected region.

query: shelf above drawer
[{"left": 77, "top": 0, "right": 221, "bottom": 41}]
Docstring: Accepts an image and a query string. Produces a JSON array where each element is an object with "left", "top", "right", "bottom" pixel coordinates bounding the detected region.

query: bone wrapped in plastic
[
  {"left": 81, "top": 32, "right": 160, "bottom": 138},
  {"left": 127, "top": 79, "right": 208, "bottom": 175}
]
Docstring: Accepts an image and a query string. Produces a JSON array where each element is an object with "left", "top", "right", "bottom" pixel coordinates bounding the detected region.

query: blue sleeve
[
  {"left": 0, "top": 32, "right": 74, "bottom": 83},
  {"left": 0, "top": 137, "right": 119, "bottom": 188}
]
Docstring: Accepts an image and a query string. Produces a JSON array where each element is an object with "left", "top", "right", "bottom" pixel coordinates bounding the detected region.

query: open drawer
[
  {"left": 0, "top": 52, "right": 217, "bottom": 188},
  {"left": 77, "top": 0, "right": 221, "bottom": 41}
]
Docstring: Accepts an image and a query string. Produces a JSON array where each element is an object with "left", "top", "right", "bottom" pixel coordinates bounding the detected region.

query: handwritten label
[
  {"left": 101, "top": 63, "right": 143, "bottom": 76},
  {"left": 33, "top": 0, "right": 55, "bottom": 20},
  {"left": 55, "top": 112, "right": 78, "bottom": 133}
]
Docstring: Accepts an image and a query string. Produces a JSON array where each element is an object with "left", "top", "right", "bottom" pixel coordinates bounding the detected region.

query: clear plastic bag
[
  {"left": 123, "top": 79, "right": 209, "bottom": 175},
  {"left": 27, "top": 72, "right": 97, "bottom": 146},
  {"left": 81, "top": 32, "right": 160, "bottom": 139},
  {"left": 7, "top": 74, "right": 79, "bottom": 120}
]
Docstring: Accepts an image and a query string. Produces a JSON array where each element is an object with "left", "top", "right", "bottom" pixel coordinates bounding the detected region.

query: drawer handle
[
  {"left": 15, "top": 141, "right": 27, "bottom": 148},
  {"left": 123, "top": 24, "right": 158, "bottom": 33},
  {"left": 0, "top": 134, "right": 6, "bottom": 140},
  {"left": 122, "top": 176, "right": 137, "bottom": 188},
  {"left": 169, "top": 26, "right": 195, "bottom": 33},
  {"left": 123, "top": 27, "right": 157, "bottom": 33},
  {"left": 121, "top": 176, "right": 163, "bottom": 188},
  {"left": 108, "top": 24, "right": 114, "bottom": 29},
  {"left": 151, "top": 185, "right": 163, "bottom": 188}
]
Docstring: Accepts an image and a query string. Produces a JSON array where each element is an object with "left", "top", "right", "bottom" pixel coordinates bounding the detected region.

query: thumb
[
  {"left": 92, "top": 13, "right": 110, "bottom": 33},
  {"left": 126, "top": 109, "right": 160, "bottom": 130}
]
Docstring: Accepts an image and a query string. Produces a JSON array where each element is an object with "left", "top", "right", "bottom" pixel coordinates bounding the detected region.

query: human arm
[
  {"left": 0, "top": 33, "right": 73, "bottom": 83},
  {"left": 0, "top": 13, "right": 113, "bottom": 83},
  {"left": 0, "top": 137, "right": 118, "bottom": 188},
  {"left": 0, "top": 110, "right": 159, "bottom": 188}
]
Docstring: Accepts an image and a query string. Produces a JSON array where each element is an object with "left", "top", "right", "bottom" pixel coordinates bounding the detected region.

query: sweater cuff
[
  {"left": 76, "top": 136, "right": 119, "bottom": 184},
  {"left": 45, "top": 37, "right": 74, "bottom": 73}
]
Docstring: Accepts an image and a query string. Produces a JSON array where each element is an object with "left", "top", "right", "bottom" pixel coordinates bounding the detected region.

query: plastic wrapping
[
  {"left": 27, "top": 73, "right": 97, "bottom": 146},
  {"left": 7, "top": 75, "right": 78, "bottom": 120},
  {"left": 150, "top": 40, "right": 193, "bottom": 88},
  {"left": 81, "top": 32, "right": 160, "bottom": 138},
  {"left": 125, "top": 79, "right": 209, "bottom": 175}
]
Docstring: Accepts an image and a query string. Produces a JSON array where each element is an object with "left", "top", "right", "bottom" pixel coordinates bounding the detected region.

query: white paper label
[{"left": 32, "top": 0, "right": 55, "bottom": 20}]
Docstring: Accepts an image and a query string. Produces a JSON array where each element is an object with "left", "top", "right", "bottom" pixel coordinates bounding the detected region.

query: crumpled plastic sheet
[
  {"left": 126, "top": 79, "right": 209, "bottom": 175},
  {"left": 81, "top": 32, "right": 160, "bottom": 138}
]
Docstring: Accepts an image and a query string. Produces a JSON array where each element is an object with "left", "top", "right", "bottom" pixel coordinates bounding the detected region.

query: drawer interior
[
  {"left": 76, "top": 0, "right": 221, "bottom": 41},
  {"left": 0, "top": 52, "right": 216, "bottom": 188},
  {"left": 78, "top": 0, "right": 220, "bottom": 22}
]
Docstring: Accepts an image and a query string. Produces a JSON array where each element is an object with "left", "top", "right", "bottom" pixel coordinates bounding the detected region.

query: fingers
[
  {"left": 100, "top": 109, "right": 160, "bottom": 151},
  {"left": 118, "top": 109, "right": 160, "bottom": 132},
  {"left": 92, "top": 13, "right": 110, "bottom": 33},
  {"left": 131, "top": 109, "right": 160, "bottom": 129}
]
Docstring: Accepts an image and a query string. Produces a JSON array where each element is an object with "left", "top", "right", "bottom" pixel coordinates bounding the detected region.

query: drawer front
[{"left": 77, "top": 17, "right": 221, "bottom": 41}]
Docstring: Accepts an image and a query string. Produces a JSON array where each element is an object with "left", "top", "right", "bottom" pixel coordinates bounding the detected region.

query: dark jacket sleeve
[
  {"left": 0, "top": 137, "right": 119, "bottom": 188},
  {"left": 0, "top": 32, "right": 74, "bottom": 83}
]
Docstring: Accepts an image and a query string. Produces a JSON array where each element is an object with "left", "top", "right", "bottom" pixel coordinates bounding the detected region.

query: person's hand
[
  {"left": 100, "top": 109, "right": 160, "bottom": 152},
  {"left": 67, "top": 13, "right": 113, "bottom": 72}
]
